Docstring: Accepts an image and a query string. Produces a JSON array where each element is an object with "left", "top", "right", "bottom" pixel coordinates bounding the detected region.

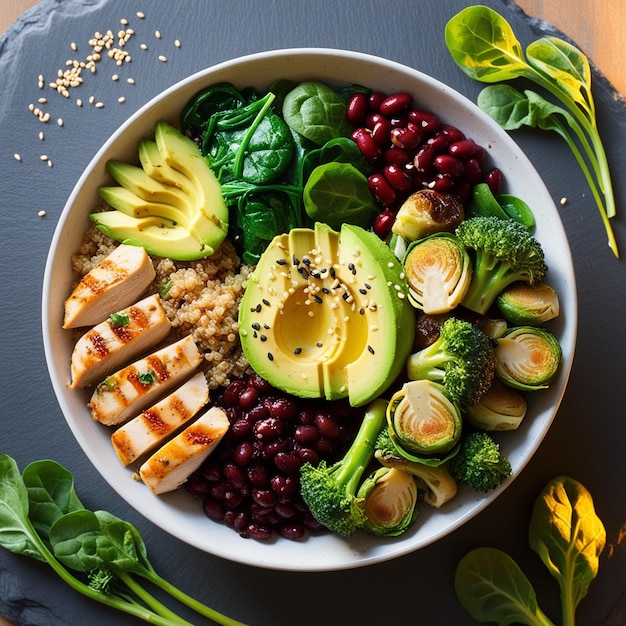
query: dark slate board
[{"left": 1, "top": 1, "right": 625, "bottom": 624}]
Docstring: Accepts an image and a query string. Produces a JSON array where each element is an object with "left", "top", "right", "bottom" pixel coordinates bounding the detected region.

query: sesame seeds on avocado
[
  {"left": 93, "top": 121, "right": 229, "bottom": 261},
  {"left": 239, "top": 222, "right": 416, "bottom": 407}
]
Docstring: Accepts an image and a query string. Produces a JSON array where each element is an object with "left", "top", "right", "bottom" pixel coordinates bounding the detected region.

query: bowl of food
[{"left": 42, "top": 48, "right": 576, "bottom": 571}]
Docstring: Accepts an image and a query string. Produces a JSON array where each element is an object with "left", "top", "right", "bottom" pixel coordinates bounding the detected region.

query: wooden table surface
[
  {"left": 2, "top": 0, "right": 625, "bottom": 97},
  {"left": 0, "top": 2, "right": 624, "bottom": 626}
]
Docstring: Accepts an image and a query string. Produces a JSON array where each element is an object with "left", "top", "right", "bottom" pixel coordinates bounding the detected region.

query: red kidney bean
[
  {"left": 432, "top": 175, "right": 455, "bottom": 192},
  {"left": 485, "top": 167, "right": 503, "bottom": 195},
  {"left": 434, "top": 154, "right": 464, "bottom": 178},
  {"left": 368, "top": 173, "right": 397, "bottom": 206},
  {"left": 295, "top": 445, "right": 319, "bottom": 466},
  {"left": 238, "top": 386, "right": 259, "bottom": 410},
  {"left": 408, "top": 109, "right": 440, "bottom": 133},
  {"left": 245, "top": 523, "right": 272, "bottom": 541},
  {"left": 449, "top": 138, "right": 478, "bottom": 159},
  {"left": 391, "top": 126, "right": 421, "bottom": 150},
  {"left": 222, "top": 380, "right": 246, "bottom": 406},
  {"left": 294, "top": 424, "right": 319, "bottom": 443},
  {"left": 473, "top": 145, "right": 486, "bottom": 165},
  {"left": 379, "top": 92, "right": 413, "bottom": 116},
  {"left": 269, "top": 397, "right": 298, "bottom": 420},
  {"left": 233, "top": 441, "right": 255, "bottom": 466},
  {"left": 414, "top": 143, "right": 436, "bottom": 174},
  {"left": 383, "top": 146, "right": 413, "bottom": 166},
  {"left": 262, "top": 438, "right": 289, "bottom": 460},
  {"left": 203, "top": 498, "right": 225, "bottom": 521},
  {"left": 315, "top": 412, "right": 341, "bottom": 439},
  {"left": 373, "top": 209, "right": 396, "bottom": 239},
  {"left": 351, "top": 127, "right": 381, "bottom": 161},
  {"left": 427, "top": 131, "right": 450, "bottom": 153},
  {"left": 277, "top": 523, "right": 305, "bottom": 540},
  {"left": 368, "top": 90, "right": 387, "bottom": 112},
  {"left": 441, "top": 124, "right": 465, "bottom": 143},
  {"left": 371, "top": 118, "right": 392, "bottom": 145},
  {"left": 252, "top": 488, "right": 277, "bottom": 508},
  {"left": 462, "top": 158, "right": 482, "bottom": 185},
  {"left": 383, "top": 164, "right": 412, "bottom": 191},
  {"left": 223, "top": 462, "right": 247, "bottom": 489},
  {"left": 247, "top": 463, "right": 270, "bottom": 487},
  {"left": 346, "top": 92, "right": 368, "bottom": 125},
  {"left": 230, "top": 418, "right": 253, "bottom": 439},
  {"left": 274, "top": 451, "right": 302, "bottom": 474},
  {"left": 274, "top": 502, "right": 296, "bottom": 519},
  {"left": 254, "top": 416, "right": 284, "bottom": 440}
]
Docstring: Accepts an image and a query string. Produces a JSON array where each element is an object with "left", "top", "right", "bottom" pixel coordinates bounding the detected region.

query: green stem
[
  {"left": 551, "top": 119, "right": 619, "bottom": 257},
  {"left": 526, "top": 68, "right": 616, "bottom": 219},
  {"left": 145, "top": 570, "right": 248, "bottom": 626}
]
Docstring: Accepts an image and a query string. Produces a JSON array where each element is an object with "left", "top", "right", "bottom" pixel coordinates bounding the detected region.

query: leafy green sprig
[
  {"left": 445, "top": 5, "right": 618, "bottom": 257},
  {"left": 0, "top": 454, "right": 246, "bottom": 626},
  {"left": 454, "top": 476, "right": 606, "bottom": 626}
]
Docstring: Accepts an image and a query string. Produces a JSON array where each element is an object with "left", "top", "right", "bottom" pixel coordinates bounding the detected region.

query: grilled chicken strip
[
  {"left": 70, "top": 294, "right": 171, "bottom": 389},
  {"left": 111, "top": 371, "right": 209, "bottom": 466},
  {"left": 64, "top": 244, "right": 156, "bottom": 329},
  {"left": 89, "top": 335, "right": 202, "bottom": 426},
  {"left": 139, "top": 405, "right": 229, "bottom": 494}
]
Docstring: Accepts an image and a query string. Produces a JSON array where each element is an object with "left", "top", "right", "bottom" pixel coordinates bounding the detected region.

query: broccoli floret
[
  {"left": 448, "top": 431, "right": 512, "bottom": 492},
  {"left": 299, "top": 399, "right": 387, "bottom": 536},
  {"left": 406, "top": 316, "right": 496, "bottom": 408},
  {"left": 456, "top": 215, "right": 548, "bottom": 315}
]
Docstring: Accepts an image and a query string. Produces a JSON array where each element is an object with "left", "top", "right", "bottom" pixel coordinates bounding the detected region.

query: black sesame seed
[
  {"left": 342, "top": 292, "right": 349, "bottom": 301},
  {"left": 303, "top": 257, "right": 311, "bottom": 266},
  {"left": 329, "top": 267, "right": 336, "bottom": 278},
  {"left": 359, "top": 308, "right": 365, "bottom": 315},
  {"left": 365, "top": 283, "right": 371, "bottom": 289},
  {"left": 292, "top": 255, "right": 299, "bottom": 266},
  {"left": 322, "top": 287, "right": 330, "bottom": 294},
  {"left": 260, "top": 335, "right": 267, "bottom": 342},
  {"left": 268, "top": 352, "right": 274, "bottom": 361},
  {"left": 359, "top": 288, "right": 367, "bottom": 295},
  {"left": 313, "top": 295, "right": 323, "bottom": 304},
  {"left": 348, "top": 262, "right": 355, "bottom": 271},
  {"left": 368, "top": 345, "right": 375, "bottom": 354},
  {"left": 252, "top": 322, "right": 261, "bottom": 331},
  {"left": 276, "top": 258, "right": 287, "bottom": 265},
  {"left": 255, "top": 304, "right": 262, "bottom": 313},
  {"left": 298, "top": 267, "right": 309, "bottom": 279},
  {"left": 294, "top": 347, "right": 302, "bottom": 355},
  {"left": 262, "top": 299, "right": 271, "bottom": 307},
  {"left": 316, "top": 341, "right": 323, "bottom": 347},
  {"left": 263, "top": 323, "right": 270, "bottom": 329}
]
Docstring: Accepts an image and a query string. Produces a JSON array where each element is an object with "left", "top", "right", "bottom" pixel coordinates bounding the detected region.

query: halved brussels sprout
[
  {"left": 387, "top": 379, "right": 462, "bottom": 457},
  {"left": 403, "top": 233, "right": 472, "bottom": 314},
  {"left": 495, "top": 326, "right": 562, "bottom": 391},
  {"left": 357, "top": 466, "right": 418, "bottom": 536},
  {"left": 464, "top": 377, "right": 528, "bottom": 431},
  {"left": 391, "top": 189, "right": 464, "bottom": 242},
  {"left": 497, "top": 281, "right": 560, "bottom": 326}
]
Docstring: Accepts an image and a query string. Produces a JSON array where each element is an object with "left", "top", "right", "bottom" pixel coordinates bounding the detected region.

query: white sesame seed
[
  {"left": 40, "top": 154, "right": 48, "bottom": 161},
  {"left": 95, "top": 101, "right": 104, "bottom": 108},
  {"left": 38, "top": 210, "right": 46, "bottom": 217},
  {"left": 89, "top": 95, "right": 95, "bottom": 104},
  {"left": 112, "top": 73, "right": 119, "bottom": 81},
  {"left": 174, "top": 39, "right": 181, "bottom": 48},
  {"left": 47, "top": 159, "right": 53, "bottom": 168},
  {"left": 39, "top": 131, "right": 44, "bottom": 140},
  {"left": 38, "top": 97, "right": 47, "bottom": 104},
  {"left": 140, "top": 43, "right": 148, "bottom": 50},
  {"left": 155, "top": 30, "right": 161, "bottom": 39},
  {"left": 120, "top": 18, "right": 128, "bottom": 25},
  {"left": 70, "top": 41, "right": 77, "bottom": 51},
  {"left": 57, "top": 118, "right": 64, "bottom": 127},
  {"left": 41, "top": 112, "right": 51, "bottom": 122},
  {"left": 158, "top": 55, "right": 167, "bottom": 62},
  {"left": 118, "top": 96, "right": 126, "bottom": 103},
  {"left": 76, "top": 98, "right": 83, "bottom": 107},
  {"left": 13, "top": 153, "right": 22, "bottom": 162},
  {"left": 560, "top": 197, "right": 568, "bottom": 206},
  {"left": 126, "top": 77, "right": 135, "bottom": 84},
  {"left": 136, "top": 11, "right": 145, "bottom": 18}
]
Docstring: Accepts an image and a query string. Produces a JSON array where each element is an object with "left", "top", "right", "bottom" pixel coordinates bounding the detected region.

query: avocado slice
[
  {"left": 90, "top": 211, "right": 215, "bottom": 261},
  {"left": 239, "top": 222, "right": 416, "bottom": 407},
  {"left": 94, "top": 122, "right": 228, "bottom": 261}
]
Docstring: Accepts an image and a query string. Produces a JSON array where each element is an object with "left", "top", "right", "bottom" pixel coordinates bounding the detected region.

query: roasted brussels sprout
[
  {"left": 392, "top": 189, "right": 464, "bottom": 242},
  {"left": 357, "top": 466, "right": 419, "bottom": 536},
  {"left": 464, "top": 377, "right": 528, "bottom": 431},
  {"left": 375, "top": 427, "right": 458, "bottom": 508},
  {"left": 495, "top": 326, "right": 562, "bottom": 391},
  {"left": 497, "top": 281, "right": 560, "bottom": 326},
  {"left": 387, "top": 379, "right": 462, "bottom": 457},
  {"left": 403, "top": 232, "right": 472, "bottom": 314}
]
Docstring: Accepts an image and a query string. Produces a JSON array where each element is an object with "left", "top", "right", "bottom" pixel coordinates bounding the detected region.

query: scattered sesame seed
[
  {"left": 47, "top": 159, "right": 53, "bottom": 168},
  {"left": 158, "top": 55, "right": 167, "bottom": 62},
  {"left": 112, "top": 73, "right": 119, "bottom": 80},
  {"left": 136, "top": 11, "right": 145, "bottom": 18},
  {"left": 70, "top": 41, "right": 77, "bottom": 51},
  {"left": 13, "top": 153, "right": 21, "bottom": 162},
  {"left": 39, "top": 131, "right": 44, "bottom": 140},
  {"left": 38, "top": 210, "right": 46, "bottom": 217},
  {"left": 88, "top": 95, "right": 95, "bottom": 104},
  {"left": 76, "top": 98, "right": 83, "bottom": 106},
  {"left": 95, "top": 101, "right": 104, "bottom": 108},
  {"left": 140, "top": 43, "right": 148, "bottom": 50},
  {"left": 560, "top": 197, "right": 568, "bottom": 206},
  {"left": 174, "top": 39, "right": 181, "bottom": 48},
  {"left": 57, "top": 118, "right": 63, "bottom": 126},
  {"left": 40, "top": 154, "right": 48, "bottom": 161},
  {"left": 155, "top": 30, "right": 161, "bottom": 39},
  {"left": 126, "top": 77, "right": 135, "bottom": 84},
  {"left": 118, "top": 96, "right": 126, "bottom": 103},
  {"left": 120, "top": 18, "right": 128, "bottom": 25},
  {"left": 38, "top": 97, "right": 47, "bottom": 104}
]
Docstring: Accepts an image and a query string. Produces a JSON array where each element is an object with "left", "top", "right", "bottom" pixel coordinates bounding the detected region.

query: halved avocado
[
  {"left": 93, "top": 122, "right": 228, "bottom": 260},
  {"left": 239, "top": 222, "right": 416, "bottom": 407}
]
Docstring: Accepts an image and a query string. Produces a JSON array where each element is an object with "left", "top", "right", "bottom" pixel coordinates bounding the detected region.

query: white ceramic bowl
[{"left": 42, "top": 48, "right": 577, "bottom": 571}]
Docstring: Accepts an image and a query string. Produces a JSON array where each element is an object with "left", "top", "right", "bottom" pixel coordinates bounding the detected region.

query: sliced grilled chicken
[
  {"left": 139, "top": 406, "right": 229, "bottom": 494},
  {"left": 89, "top": 335, "right": 202, "bottom": 426},
  {"left": 111, "top": 371, "right": 209, "bottom": 466},
  {"left": 63, "top": 244, "right": 156, "bottom": 329},
  {"left": 70, "top": 294, "right": 171, "bottom": 389}
]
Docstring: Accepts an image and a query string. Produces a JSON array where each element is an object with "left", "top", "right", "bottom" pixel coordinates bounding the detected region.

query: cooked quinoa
[{"left": 71, "top": 226, "right": 252, "bottom": 389}]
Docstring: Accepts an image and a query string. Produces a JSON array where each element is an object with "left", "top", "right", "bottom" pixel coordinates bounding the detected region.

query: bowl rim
[{"left": 42, "top": 47, "right": 577, "bottom": 571}]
